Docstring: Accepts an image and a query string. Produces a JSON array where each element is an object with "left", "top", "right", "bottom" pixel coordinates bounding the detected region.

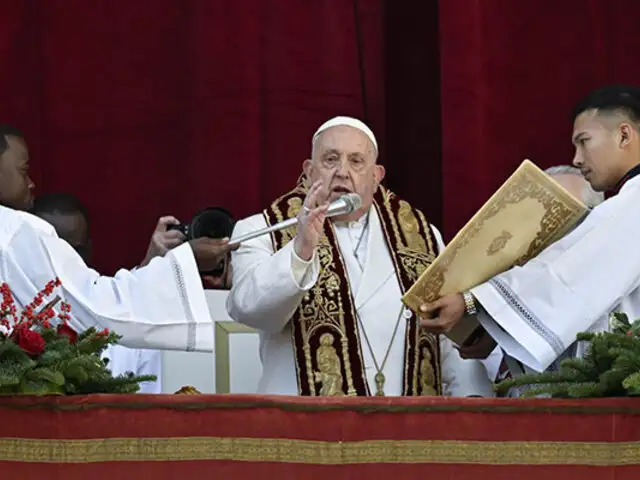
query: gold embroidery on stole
[
  {"left": 377, "top": 188, "right": 441, "bottom": 396},
  {"left": 398, "top": 200, "right": 428, "bottom": 252},
  {"left": 314, "top": 333, "right": 345, "bottom": 396},
  {"left": 419, "top": 347, "right": 438, "bottom": 396}
]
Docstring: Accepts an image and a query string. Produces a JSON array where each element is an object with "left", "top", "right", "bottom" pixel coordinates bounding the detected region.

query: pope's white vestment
[
  {"left": 227, "top": 206, "right": 494, "bottom": 397},
  {"left": 471, "top": 175, "right": 640, "bottom": 373},
  {"left": 0, "top": 205, "right": 212, "bottom": 352}
]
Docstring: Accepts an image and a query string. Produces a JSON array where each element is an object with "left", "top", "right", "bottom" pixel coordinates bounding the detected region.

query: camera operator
[{"left": 156, "top": 208, "right": 236, "bottom": 290}]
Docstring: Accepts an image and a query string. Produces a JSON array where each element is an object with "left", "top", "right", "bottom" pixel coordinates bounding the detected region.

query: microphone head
[
  {"left": 342, "top": 193, "right": 362, "bottom": 213},
  {"left": 326, "top": 192, "right": 363, "bottom": 217}
]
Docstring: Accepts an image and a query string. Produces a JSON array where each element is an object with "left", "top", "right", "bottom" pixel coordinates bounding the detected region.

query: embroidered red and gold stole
[{"left": 263, "top": 181, "right": 441, "bottom": 396}]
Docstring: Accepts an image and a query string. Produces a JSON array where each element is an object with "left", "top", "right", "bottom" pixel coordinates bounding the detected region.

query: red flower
[
  {"left": 11, "top": 326, "right": 45, "bottom": 357},
  {"left": 57, "top": 323, "right": 78, "bottom": 344}
]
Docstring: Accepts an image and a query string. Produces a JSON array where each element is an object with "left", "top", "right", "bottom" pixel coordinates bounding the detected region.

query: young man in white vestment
[
  {"left": 227, "top": 116, "right": 493, "bottom": 397},
  {"left": 0, "top": 124, "right": 234, "bottom": 352},
  {"left": 420, "top": 84, "right": 640, "bottom": 378}
]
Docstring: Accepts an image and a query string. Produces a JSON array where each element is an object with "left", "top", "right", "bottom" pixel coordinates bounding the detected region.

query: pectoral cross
[{"left": 374, "top": 372, "right": 385, "bottom": 396}]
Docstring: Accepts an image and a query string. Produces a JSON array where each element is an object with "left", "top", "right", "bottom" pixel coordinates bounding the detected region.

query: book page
[{"left": 402, "top": 160, "right": 588, "bottom": 344}]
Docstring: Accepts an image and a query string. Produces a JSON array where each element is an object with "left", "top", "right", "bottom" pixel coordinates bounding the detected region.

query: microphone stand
[{"left": 228, "top": 193, "right": 361, "bottom": 246}]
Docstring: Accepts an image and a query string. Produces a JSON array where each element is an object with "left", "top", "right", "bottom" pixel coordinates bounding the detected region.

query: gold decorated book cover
[{"left": 402, "top": 159, "right": 588, "bottom": 344}]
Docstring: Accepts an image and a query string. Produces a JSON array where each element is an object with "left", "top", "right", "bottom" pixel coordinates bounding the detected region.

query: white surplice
[
  {"left": 102, "top": 345, "right": 164, "bottom": 394},
  {"left": 227, "top": 205, "right": 494, "bottom": 397},
  {"left": 471, "top": 175, "right": 640, "bottom": 373},
  {"left": 0, "top": 205, "right": 212, "bottom": 352}
]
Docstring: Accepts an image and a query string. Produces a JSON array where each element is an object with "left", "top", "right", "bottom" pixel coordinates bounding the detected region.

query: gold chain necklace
[{"left": 356, "top": 303, "right": 404, "bottom": 396}]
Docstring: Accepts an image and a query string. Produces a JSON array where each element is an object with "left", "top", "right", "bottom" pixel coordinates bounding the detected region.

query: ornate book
[{"left": 402, "top": 159, "right": 589, "bottom": 345}]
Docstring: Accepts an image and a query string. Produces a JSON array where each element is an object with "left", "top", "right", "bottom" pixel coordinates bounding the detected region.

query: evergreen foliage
[
  {"left": 497, "top": 312, "right": 640, "bottom": 398},
  {"left": 0, "top": 279, "right": 156, "bottom": 395}
]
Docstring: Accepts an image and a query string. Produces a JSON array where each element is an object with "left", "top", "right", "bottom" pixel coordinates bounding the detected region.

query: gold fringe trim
[{"left": 0, "top": 437, "right": 638, "bottom": 466}]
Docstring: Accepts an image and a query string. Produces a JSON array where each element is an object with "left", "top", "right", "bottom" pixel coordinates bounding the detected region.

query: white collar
[
  {"left": 332, "top": 208, "right": 370, "bottom": 229},
  {"left": 620, "top": 173, "right": 640, "bottom": 192}
]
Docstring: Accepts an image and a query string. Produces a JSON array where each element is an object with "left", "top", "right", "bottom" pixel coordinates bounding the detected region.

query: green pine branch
[
  {"left": 498, "top": 316, "right": 640, "bottom": 398},
  {"left": 0, "top": 322, "right": 157, "bottom": 395},
  {"left": 623, "top": 372, "right": 640, "bottom": 394},
  {"left": 74, "top": 373, "right": 157, "bottom": 395}
]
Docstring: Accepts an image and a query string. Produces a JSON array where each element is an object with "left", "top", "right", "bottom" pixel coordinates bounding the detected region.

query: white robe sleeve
[
  {"left": 470, "top": 181, "right": 640, "bottom": 372},
  {"left": 226, "top": 214, "right": 320, "bottom": 333},
  {"left": 431, "top": 225, "right": 495, "bottom": 397},
  {"left": 0, "top": 209, "right": 212, "bottom": 352}
]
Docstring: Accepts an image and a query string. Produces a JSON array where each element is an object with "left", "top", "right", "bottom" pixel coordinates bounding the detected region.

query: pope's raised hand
[{"left": 294, "top": 180, "right": 329, "bottom": 261}]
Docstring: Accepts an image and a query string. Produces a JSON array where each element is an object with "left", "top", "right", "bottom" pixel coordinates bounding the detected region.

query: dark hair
[
  {"left": 0, "top": 124, "right": 24, "bottom": 156},
  {"left": 32, "top": 192, "right": 90, "bottom": 226},
  {"left": 571, "top": 84, "right": 640, "bottom": 124}
]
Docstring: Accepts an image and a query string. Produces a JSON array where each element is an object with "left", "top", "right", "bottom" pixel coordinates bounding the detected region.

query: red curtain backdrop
[
  {"left": 3, "top": 0, "right": 640, "bottom": 272},
  {"left": 384, "top": 0, "right": 442, "bottom": 228},
  {"left": 439, "top": 0, "right": 640, "bottom": 239},
  {"left": 0, "top": 0, "right": 384, "bottom": 274}
]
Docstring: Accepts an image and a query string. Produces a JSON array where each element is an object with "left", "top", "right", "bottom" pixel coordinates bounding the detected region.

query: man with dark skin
[
  {"left": 0, "top": 124, "right": 237, "bottom": 352},
  {"left": 0, "top": 125, "right": 35, "bottom": 211},
  {"left": 32, "top": 193, "right": 93, "bottom": 262},
  {"left": 31, "top": 193, "right": 188, "bottom": 269}
]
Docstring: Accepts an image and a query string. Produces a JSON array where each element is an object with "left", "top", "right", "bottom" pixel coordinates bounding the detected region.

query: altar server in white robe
[
  {"left": 0, "top": 124, "right": 234, "bottom": 351},
  {"left": 482, "top": 165, "right": 605, "bottom": 383},
  {"left": 227, "top": 116, "right": 493, "bottom": 397},
  {"left": 419, "top": 84, "right": 640, "bottom": 375}
]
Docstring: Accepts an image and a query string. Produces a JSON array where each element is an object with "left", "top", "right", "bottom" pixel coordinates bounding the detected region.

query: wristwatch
[{"left": 462, "top": 291, "right": 478, "bottom": 317}]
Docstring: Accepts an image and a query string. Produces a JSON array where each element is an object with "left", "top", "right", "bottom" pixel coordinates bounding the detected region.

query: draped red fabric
[
  {"left": 439, "top": 0, "right": 640, "bottom": 239},
  {"left": 0, "top": 0, "right": 384, "bottom": 274},
  {"left": 384, "top": 1, "right": 442, "bottom": 228},
  {"left": 4, "top": 0, "right": 640, "bottom": 272}
]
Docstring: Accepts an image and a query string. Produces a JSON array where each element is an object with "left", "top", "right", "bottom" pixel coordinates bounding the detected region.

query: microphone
[{"left": 228, "top": 193, "right": 362, "bottom": 246}]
